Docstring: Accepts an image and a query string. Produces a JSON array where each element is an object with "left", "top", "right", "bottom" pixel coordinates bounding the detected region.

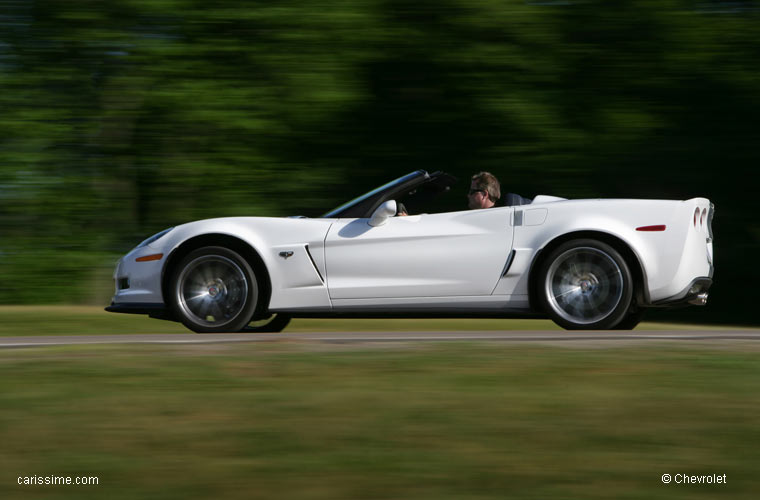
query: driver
[
  {"left": 467, "top": 171, "right": 500, "bottom": 209},
  {"left": 397, "top": 171, "right": 501, "bottom": 216}
]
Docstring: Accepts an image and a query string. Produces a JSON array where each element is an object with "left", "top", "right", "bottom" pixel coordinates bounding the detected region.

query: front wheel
[
  {"left": 169, "top": 246, "right": 259, "bottom": 333},
  {"left": 538, "top": 239, "right": 634, "bottom": 330}
]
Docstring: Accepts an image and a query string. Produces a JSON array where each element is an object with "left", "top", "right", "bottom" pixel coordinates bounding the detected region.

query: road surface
[{"left": 1, "top": 330, "right": 759, "bottom": 348}]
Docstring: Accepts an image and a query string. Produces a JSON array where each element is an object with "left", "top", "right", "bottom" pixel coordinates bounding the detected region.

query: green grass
[
  {"left": 0, "top": 306, "right": 737, "bottom": 336},
  {"left": 0, "top": 343, "right": 756, "bottom": 499}
]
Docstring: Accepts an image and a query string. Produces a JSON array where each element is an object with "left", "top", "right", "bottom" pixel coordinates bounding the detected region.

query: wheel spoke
[
  {"left": 197, "top": 297, "right": 212, "bottom": 319},
  {"left": 554, "top": 285, "right": 581, "bottom": 299},
  {"left": 186, "top": 292, "right": 208, "bottom": 303}
]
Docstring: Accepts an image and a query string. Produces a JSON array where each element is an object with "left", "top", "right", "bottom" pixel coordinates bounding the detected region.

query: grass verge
[{"left": 0, "top": 343, "right": 756, "bottom": 499}]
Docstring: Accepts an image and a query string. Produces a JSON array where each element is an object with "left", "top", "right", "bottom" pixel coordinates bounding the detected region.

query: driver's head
[{"left": 468, "top": 172, "right": 500, "bottom": 209}]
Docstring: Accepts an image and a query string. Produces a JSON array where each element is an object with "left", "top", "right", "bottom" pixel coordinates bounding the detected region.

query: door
[{"left": 324, "top": 207, "right": 514, "bottom": 299}]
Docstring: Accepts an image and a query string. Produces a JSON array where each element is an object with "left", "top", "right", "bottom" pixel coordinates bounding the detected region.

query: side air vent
[
  {"left": 501, "top": 250, "right": 517, "bottom": 277},
  {"left": 304, "top": 245, "right": 324, "bottom": 283}
]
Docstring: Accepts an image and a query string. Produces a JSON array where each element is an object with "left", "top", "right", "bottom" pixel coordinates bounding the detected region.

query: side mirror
[{"left": 368, "top": 200, "right": 397, "bottom": 227}]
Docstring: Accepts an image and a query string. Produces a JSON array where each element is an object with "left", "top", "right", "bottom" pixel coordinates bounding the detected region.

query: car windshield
[{"left": 321, "top": 171, "right": 426, "bottom": 218}]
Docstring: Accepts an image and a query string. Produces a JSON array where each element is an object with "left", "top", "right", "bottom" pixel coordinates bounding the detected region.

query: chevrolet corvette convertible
[{"left": 106, "top": 170, "right": 714, "bottom": 332}]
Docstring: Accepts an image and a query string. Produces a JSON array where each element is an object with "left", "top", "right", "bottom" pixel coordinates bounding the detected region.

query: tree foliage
[{"left": 0, "top": 0, "right": 757, "bottom": 322}]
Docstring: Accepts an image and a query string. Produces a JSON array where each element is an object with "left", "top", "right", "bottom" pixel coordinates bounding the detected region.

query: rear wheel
[
  {"left": 538, "top": 239, "right": 634, "bottom": 330},
  {"left": 169, "top": 246, "right": 258, "bottom": 333}
]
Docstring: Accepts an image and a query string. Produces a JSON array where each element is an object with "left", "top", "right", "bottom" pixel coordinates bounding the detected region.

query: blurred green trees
[{"left": 0, "top": 0, "right": 757, "bottom": 323}]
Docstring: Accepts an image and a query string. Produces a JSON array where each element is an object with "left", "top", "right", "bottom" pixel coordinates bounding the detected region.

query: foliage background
[{"left": 0, "top": 0, "right": 757, "bottom": 324}]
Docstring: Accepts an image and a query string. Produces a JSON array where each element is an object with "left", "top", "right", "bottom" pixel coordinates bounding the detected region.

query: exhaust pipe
[{"left": 689, "top": 292, "right": 708, "bottom": 306}]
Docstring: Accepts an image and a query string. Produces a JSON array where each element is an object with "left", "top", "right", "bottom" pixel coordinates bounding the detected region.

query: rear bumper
[{"left": 652, "top": 277, "right": 712, "bottom": 307}]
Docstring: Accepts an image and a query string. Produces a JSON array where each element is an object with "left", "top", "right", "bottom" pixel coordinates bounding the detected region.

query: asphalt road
[{"left": 2, "top": 330, "right": 760, "bottom": 348}]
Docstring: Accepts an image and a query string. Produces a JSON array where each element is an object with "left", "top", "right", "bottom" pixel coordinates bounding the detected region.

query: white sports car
[{"left": 106, "top": 170, "right": 714, "bottom": 332}]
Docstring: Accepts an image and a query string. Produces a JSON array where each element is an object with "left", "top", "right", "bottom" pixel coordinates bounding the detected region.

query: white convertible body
[{"left": 108, "top": 171, "right": 714, "bottom": 331}]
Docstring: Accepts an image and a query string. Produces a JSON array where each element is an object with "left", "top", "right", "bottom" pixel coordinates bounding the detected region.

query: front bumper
[
  {"left": 105, "top": 302, "right": 175, "bottom": 321},
  {"left": 110, "top": 248, "right": 167, "bottom": 306}
]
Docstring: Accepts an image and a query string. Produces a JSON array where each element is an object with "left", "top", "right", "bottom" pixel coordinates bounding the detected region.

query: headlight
[{"left": 136, "top": 227, "right": 174, "bottom": 248}]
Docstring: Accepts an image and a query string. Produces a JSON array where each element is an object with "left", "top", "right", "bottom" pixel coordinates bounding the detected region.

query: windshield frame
[{"left": 321, "top": 170, "right": 429, "bottom": 218}]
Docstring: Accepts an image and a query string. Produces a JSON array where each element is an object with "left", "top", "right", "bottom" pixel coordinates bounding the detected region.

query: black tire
[
  {"left": 538, "top": 239, "right": 634, "bottom": 330},
  {"left": 244, "top": 314, "right": 292, "bottom": 333},
  {"left": 169, "top": 246, "right": 258, "bottom": 333},
  {"left": 613, "top": 307, "right": 646, "bottom": 330}
]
